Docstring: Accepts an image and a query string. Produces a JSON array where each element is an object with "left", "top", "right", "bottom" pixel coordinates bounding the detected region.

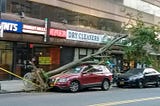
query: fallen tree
[
  {"left": 46, "top": 34, "right": 128, "bottom": 77},
  {"left": 23, "top": 34, "right": 128, "bottom": 92},
  {"left": 23, "top": 12, "right": 136, "bottom": 91},
  {"left": 38, "top": 34, "right": 127, "bottom": 91}
]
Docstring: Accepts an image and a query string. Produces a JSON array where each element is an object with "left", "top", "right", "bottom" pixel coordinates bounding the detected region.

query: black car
[{"left": 116, "top": 68, "right": 160, "bottom": 88}]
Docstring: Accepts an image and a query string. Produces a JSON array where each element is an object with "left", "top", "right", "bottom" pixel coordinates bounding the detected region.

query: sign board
[
  {"left": 49, "top": 28, "right": 66, "bottom": 38},
  {"left": 0, "top": 19, "right": 23, "bottom": 33},
  {"left": 66, "top": 30, "right": 104, "bottom": 43},
  {"left": 23, "top": 24, "right": 46, "bottom": 35},
  {"left": 39, "top": 57, "right": 51, "bottom": 65},
  {"left": 0, "top": 23, "right": 4, "bottom": 37}
]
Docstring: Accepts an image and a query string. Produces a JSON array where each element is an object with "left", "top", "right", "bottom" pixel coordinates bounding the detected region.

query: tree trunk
[{"left": 46, "top": 34, "right": 128, "bottom": 77}]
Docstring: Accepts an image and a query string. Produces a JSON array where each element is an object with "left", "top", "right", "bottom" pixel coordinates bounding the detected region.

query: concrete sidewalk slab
[{"left": 0, "top": 80, "right": 25, "bottom": 93}]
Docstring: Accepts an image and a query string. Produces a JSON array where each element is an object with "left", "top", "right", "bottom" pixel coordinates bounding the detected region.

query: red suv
[{"left": 48, "top": 64, "right": 113, "bottom": 92}]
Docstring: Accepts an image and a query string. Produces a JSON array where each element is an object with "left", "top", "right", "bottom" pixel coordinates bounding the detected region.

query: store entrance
[{"left": 15, "top": 43, "right": 32, "bottom": 77}]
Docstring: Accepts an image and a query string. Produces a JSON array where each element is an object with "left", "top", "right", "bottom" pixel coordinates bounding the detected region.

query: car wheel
[
  {"left": 101, "top": 79, "right": 110, "bottom": 91},
  {"left": 69, "top": 81, "right": 80, "bottom": 92},
  {"left": 137, "top": 80, "right": 143, "bottom": 88}
]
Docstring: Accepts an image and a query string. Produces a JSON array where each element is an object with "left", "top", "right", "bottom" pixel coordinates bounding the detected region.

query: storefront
[
  {"left": 0, "top": 19, "right": 23, "bottom": 80},
  {"left": 49, "top": 28, "right": 125, "bottom": 72},
  {"left": 0, "top": 17, "right": 125, "bottom": 80},
  {"left": 17, "top": 24, "right": 61, "bottom": 74},
  {"left": 0, "top": 20, "right": 61, "bottom": 80}
]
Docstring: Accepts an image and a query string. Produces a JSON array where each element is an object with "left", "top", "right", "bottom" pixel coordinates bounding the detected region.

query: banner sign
[
  {"left": 66, "top": 30, "right": 104, "bottom": 43},
  {"left": 23, "top": 24, "right": 46, "bottom": 35},
  {"left": 49, "top": 28, "right": 66, "bottom": 38},
  {"left": 0, "top": 19, "right": 23, "bottom": 33},
  {"left": 0, "top": 23, "right": 4, "bottom": 37}
]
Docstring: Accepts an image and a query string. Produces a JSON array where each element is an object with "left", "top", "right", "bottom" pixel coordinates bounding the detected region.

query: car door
[
  {"left": 91, "top": 65, "right": 105, "bottom": 83},
  {"left": 80, "top": 66, "right": 99, "bottom": 87},
  {"left": 144, "top": 68, "right": 159, "bottom": 84}
]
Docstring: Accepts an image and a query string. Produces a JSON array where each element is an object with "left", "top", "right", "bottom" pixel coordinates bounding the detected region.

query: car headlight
[
  {"left": 51, "top": 79, "right": 55, "bottom": 82},
  {"left": 57, "top": 78, "right": 68, "bottom": 83},
  {"left": 129, "top": 75, "right": 143, "bottom": 81},
  {"left": 129, "top": 77, "right": 138, "bottom": 81},
  {"left": 48, "top": 78, "right": 55, "bottom": 83}
]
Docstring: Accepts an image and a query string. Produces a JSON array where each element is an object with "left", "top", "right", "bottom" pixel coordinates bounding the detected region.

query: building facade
[{"left": 0, "top": 0, "right": 159, "bottom": 80}]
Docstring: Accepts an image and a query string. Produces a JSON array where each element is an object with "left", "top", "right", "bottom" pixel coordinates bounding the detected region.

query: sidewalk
[{"left": 0, "top": 80, "right": 26, "bottom": 93}]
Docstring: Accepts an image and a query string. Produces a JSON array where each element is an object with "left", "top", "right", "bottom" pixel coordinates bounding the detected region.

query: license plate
[
  {"left": 120, "top": 81, "right": 124, "bottom": 85},
  {"left": 50, "top": 83, "right": 55, "bottom": 87}
]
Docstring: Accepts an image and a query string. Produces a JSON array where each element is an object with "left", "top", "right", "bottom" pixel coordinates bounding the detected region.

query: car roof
[{"left": 130, "top": 68, "right": 159, "bottom": 73}]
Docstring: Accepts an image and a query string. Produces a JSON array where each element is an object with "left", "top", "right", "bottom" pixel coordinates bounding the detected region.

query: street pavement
[
  {"left": 0, "top": 80, "right": 25, "bottom": 93},
  {"left": 0, "top": 79, "right": 117, "bottom": 94}
]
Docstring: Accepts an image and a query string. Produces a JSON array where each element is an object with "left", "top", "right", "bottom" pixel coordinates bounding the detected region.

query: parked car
[
  {"left": 116, "top": 68, "right": 160, "bottom": 88},
  {"left": 48, "top": 64, "right": 113, "bottom": 92}
]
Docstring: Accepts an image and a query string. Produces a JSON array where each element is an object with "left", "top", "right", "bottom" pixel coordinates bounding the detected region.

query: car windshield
[
  {"left": 125, "top": 68, "right": 144, "bottom": 74},
  {"left": 64, "top": 66, "right": 83, "bottom": 74}
]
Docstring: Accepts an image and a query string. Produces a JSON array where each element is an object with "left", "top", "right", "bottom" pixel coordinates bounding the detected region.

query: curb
[
  {"left": 0, "top": 90, "right": 25, "bottom": 94},
  {"left": 0, "top": 89, "right": 35, "bottom": 94}
]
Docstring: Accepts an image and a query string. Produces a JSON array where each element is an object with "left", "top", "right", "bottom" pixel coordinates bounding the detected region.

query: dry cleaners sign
[
  {"left": 0, "top": 19, "right": 23, "bottom": 33},
  {"left": 67, "top": 30, "right": 104, "bottom": 43}
]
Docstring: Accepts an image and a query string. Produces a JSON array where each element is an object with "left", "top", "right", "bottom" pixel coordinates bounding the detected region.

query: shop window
[
  {"left": 7, "top": 0, "right": 31, "bottom": 16},
  {"left": 0, "top": 41, "right": 13, "bottom": 80},
  {"left": 79, "top": 48, "right": 87, "bottom": 59},
  {"left": 0, "top": 50, "right": 12, "bottom": 65},
  {"left": 79, "top": 48, "right": 87, "bottom": 55},
  {"left": 34, "top": 46, "right": 60, "bottom": 71},
  {"left": 6, "top": 0, "right": 122, "bottom": 32},
  {"left": 0, "top": 42, "right": 13, "bottom": 65},
  {"left": 0, "top": 0, "right": 6, "bottom": 13},
  {"left": 78, "top": 48, "right": 95, "bottom": 59}
]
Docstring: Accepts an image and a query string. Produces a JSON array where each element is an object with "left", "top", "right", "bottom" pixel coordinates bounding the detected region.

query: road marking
[{"left": 89, "top": 96, "right": 160, "bottom": 106}]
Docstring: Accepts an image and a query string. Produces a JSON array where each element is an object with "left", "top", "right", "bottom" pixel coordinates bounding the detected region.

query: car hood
[
  {"left": 118, "top": 73, "right": 142, "bottom": 79},
  {"left": 50, "top": 73, "right": 80, "bottom": 79}
]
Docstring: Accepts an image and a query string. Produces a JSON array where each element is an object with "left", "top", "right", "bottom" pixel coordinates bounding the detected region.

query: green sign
[{"left": 39, "top": 57, "right": 51, "bottom": 65}]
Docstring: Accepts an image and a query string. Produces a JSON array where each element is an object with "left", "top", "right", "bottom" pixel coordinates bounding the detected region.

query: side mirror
[
  {"left": 144, "top": 72, "right": 149, "bottom": 74},
  {"left": 82, "top": 71, "right": 87, "bottom": 74}
]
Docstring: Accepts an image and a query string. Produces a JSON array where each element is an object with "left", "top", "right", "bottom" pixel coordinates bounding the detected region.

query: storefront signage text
[
  {"left": 39, "top": 57, "right": 51, "bottom": 65},
  {"left": 0, "top": 19, "right": 22, "bottom": 33},
  {"left": 49, "top": 28, "right": 66, "bottom": 38},
  {"left": 66, "top": 30, "right": 104, "bottom": 43},
  {"left": 23, "top": 24, "right": 46, "bottom": 35},
  {"left": 0, "top": 23, "right": 4, "bottom": 37}
]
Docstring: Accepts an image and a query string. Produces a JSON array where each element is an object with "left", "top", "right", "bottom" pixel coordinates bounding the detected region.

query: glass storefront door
[{"left": 15, "top": 43, "right": 31, "bottom": 77}]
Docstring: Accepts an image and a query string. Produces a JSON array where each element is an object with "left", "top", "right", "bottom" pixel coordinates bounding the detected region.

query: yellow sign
[{"left": 39, "top": 57, "right": 51, "bottom": 65}]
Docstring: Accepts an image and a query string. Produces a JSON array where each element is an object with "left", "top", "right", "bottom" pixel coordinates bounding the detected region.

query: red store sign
[{"left": 49, "top": 28, "right": 66, "bottom": 38}]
